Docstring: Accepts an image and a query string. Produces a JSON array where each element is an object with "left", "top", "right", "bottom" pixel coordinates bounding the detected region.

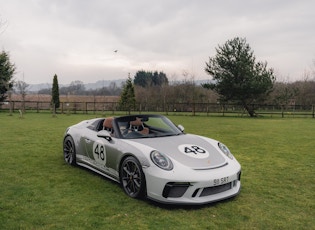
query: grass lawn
[{"left": 0, "top": 112, "right": 314, "bottom": 229}]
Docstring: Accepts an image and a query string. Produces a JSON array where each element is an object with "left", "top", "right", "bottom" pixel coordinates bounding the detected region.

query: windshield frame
[{"left": 113, "top": 114, "right": 183, "bottom": 139}]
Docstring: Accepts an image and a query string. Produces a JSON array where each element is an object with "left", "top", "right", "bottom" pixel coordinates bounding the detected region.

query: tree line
[
  {"left": 115, "top": 71, "right": 315, "bottom": 114},
  {"left": 38, "top": 80, "right": 122, "bottom": 96},
  {"left": 118, "top": 38, "right": 315, "bottom": 116}
]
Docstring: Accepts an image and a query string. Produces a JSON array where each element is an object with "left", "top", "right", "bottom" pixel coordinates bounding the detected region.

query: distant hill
[
  {"left": 28, "top": 83, "right": 53, "bottom": 92},
  {"left": 84, "top": 79, "right": 125, "bottom": 90},
  {"left": 26, "top": 79, "right": 211, "bottom": 92},
  {"left": 27, "top": 79, "right": 125, "bottom": 92}
]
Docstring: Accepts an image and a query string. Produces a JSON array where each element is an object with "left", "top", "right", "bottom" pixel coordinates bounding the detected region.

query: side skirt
[{"left": 76, "top": 162, "right": 120, "bottom": 184}]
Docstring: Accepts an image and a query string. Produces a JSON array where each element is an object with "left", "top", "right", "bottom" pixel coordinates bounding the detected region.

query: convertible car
[{"left": 63, "top": 114, "right": 241, "bottom": 204}]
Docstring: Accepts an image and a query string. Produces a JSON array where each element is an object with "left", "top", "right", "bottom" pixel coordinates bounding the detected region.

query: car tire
[
  {"left": 120, "top": 156, "right": 146, "bottom": 199},
  {"left": 63, "top": 136, "right": 76, "bottom": 166}
]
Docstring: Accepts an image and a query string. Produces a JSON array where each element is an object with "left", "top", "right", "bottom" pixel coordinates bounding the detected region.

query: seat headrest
[
  {"left": 103, "top": 117, "right": 114, "bottom": 129},
  {"left": 130, "top": 117, "right": 143, "bottom": 126}
]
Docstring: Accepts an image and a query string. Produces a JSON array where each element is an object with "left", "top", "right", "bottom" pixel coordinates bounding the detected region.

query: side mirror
[
  {"left": 178, "top": 124, "right": 184, "bottom": 132},
  {"left": 97, "top": 130, "right": 112, "bottom": 141}
]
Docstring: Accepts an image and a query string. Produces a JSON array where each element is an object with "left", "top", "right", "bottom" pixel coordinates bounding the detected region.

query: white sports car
[{"left": 63, "top": 114, "right": 241, "bottom": 204}]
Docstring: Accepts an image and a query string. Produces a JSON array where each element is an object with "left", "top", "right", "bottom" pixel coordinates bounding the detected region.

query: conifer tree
[
  {"left": 0, "top": 51, "right": 16, "bottom": 103},
  {"left": 51, "top": 74, "right": 60, "bottom": 113},
  {"left": 119, "top": 76, "right": 135, "bottom": 114},
  {"left": 203, "top": 37, "right": 275, "bottom": 117}
]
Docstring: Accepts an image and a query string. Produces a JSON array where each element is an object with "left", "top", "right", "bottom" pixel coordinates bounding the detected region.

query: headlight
[
  {"left": 218, "top": 142, "right": 234, "bottom": 159},
  {"left": 150, "top": 150, "right": 173, "bottom": 171}
]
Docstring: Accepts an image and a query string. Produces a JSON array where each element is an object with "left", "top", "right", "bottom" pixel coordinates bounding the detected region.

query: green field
[{"left": 0, "top": 112, "right": 314, "bottom": 229}]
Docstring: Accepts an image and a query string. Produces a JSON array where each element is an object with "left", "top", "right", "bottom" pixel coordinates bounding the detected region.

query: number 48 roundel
[
  {"left": 93, "top": 141, "right": 106, "bottom": 165},
  {"left": 178, "top": 144, "right": 209, "bottom": 159}
]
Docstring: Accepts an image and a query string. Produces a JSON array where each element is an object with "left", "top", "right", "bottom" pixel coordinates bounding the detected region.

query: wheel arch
[{"left": 118, "top": 152, "right": 150, "bottom": 176}]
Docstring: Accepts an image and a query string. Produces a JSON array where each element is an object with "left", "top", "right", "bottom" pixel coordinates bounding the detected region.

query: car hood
[{"left": 126, "top": 134, "right": 227, "bottom": 170}]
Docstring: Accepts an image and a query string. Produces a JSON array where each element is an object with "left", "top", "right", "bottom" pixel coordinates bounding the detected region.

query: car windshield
[{"left": 114, "top": 115, "right": 183, "bottom": 139}]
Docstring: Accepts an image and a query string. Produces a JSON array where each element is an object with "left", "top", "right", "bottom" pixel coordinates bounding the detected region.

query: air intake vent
[{"left": 200, "top": 183, "right": 232, "bottom": 197}]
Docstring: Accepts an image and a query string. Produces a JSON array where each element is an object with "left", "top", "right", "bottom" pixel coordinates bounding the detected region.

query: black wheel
[
  {"left": 120, "top": 156, "right": 146, "bottom": 198},
  {"left": 63, "top": 136, "right": 76, "bottom": 166}
]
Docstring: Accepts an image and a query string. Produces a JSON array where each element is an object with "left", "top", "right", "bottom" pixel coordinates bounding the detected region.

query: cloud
[{"left": 0, "top": 0, "right": 314, "bottom": 84}]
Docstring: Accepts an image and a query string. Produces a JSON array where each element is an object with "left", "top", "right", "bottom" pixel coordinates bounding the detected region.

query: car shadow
[
  {"left": 143, "top": 195, "right": 239, "bottom": 210},
  {"left": 72, "top": 163, "right": 239, "bottom": 210}
]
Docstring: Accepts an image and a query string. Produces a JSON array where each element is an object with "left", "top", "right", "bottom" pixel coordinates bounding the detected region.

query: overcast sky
[{"left": 1, "top": 0, "right": 314, "bottom": 84}]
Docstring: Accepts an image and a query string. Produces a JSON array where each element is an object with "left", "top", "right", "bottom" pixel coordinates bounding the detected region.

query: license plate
[{"left": 213, "top": 176, "right": 229, "bottom": 186}]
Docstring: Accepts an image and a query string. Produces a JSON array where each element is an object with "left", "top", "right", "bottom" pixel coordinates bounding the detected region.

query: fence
[{"left": 1, "top": 100, "right": 314, "bottom": 118}]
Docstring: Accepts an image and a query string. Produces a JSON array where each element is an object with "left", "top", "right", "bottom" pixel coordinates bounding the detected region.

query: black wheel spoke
[
  {"left": 133, "top": 178, "right": 141, "bottom": 189},
  {"left": 130, "top": 181, "right": 136, "bottom": 193},
  {"left": 123, "top": 166, "right": 131, "bottom": 176}
]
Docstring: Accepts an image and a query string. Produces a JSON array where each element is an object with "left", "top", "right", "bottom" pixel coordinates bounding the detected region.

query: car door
[{"left": 83, "top": 129, "right": 120, "bottom": 179}]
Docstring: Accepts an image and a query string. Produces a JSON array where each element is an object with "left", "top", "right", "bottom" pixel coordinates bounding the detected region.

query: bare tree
[
  {"left": 15, "top": 80, "right": 29, "bottom": 113},
  {"left": 294, "top": 72, "right": 315, "bottom": 106}
]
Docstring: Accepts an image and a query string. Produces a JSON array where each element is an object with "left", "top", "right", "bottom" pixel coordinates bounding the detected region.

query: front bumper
[{"left": 143, "top": 164, "right": 241, "bottom": 205}]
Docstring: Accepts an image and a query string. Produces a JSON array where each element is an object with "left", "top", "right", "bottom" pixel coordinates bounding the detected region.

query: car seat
[
  {"left": 103, "top": 117, "right": 114, "bottom": 135},
  {"left": 129, "top": 118, "right": 149, "bottom": 135}
]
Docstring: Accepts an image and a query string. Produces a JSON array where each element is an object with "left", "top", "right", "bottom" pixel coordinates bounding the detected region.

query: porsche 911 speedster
[{"left": 63, "top": 114, "right": 241, "bottom": 204}]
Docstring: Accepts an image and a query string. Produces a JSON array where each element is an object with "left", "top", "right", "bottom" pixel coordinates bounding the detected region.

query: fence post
[
  {"left": 206, "top": 104, "right": 209, "bottom": 116},
  {"left": 281, "top": 105, "right": 284, "bottom": 118},
  {"left": 312, "top": 105, "right": 314, "bottom": 118},
  {"left": 52, "top": 103, "right": 56, "bottom": 117}
]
